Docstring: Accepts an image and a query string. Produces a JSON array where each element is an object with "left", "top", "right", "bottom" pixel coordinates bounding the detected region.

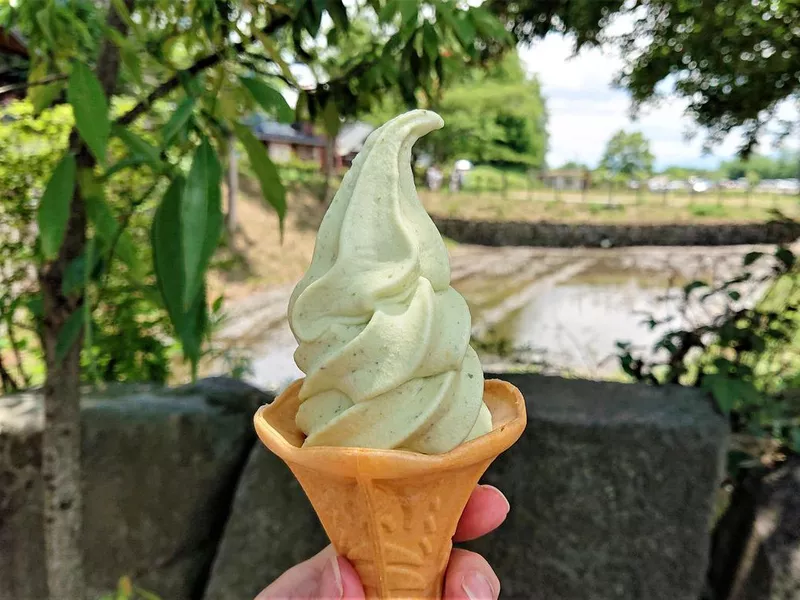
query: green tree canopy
[
  {"left": 720, "top": 152, "right": 799, "bottom": 180},
  {"left": 600, "top": 130, "right": 654, "bottom": 176},
  {"left": 493, "top": 1, "right": 800, "bottom": 158},
  {"left": 365, "top": 51, "right": 548, "bottom": 169},
  {"left": 612, "top": 0, "right": 800, "bottom": 156}
]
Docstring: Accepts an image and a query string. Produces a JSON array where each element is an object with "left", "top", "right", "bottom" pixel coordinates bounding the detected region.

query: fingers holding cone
[
  {"left": 256, "top": 485, "right": 508, "bottom": 599},
  {"left": 454, "top": 484, "right": 510, "bottom": 542},
  {"left": 444, "top": 549, "right": 501, "bottom": 600},
  {"left": 443, "top": 484, "right": 507, "bottom": 599},
  {"left": 256, "top": 544, "right": 365, "bottom": 600}
]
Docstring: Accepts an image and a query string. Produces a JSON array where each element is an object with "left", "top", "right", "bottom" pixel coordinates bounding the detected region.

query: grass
[{"left": 420, "top": 188, "right": 800, "bottom": 223}]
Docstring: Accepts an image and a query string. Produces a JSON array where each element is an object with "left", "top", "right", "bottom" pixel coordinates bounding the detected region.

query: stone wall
[
  {"left": 0, "top": 374, "right": 733, "bottom": 600},
  {"left": 432, "top": 216, "right": 800, "bottom": 248},
  {"left": 0, "top": 378, "right": 269, "bottom": 600}
]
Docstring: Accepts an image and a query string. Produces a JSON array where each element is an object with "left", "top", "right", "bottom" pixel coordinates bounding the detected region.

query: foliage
[
  {"left": 0, "top": 103, "right": 69, "bottom": 391},
  {"left": 366, "top": 51, "right": 548, "bottom": 169},
  {"left": 613, "top": 0, "right": 800, "bottom": 155},
  {"left": 618, "top": 245, "right": 800, "bottom": 465},
  {"left": 600, "top": 130, "right": 654, "bottom": 177},
  {"left": 1, "top": 0, "right": 520, "bottom": 379},
  {"left": 0, "top": 100, "right": 173, "bottom": 388},
  {"left": 98, "top": 576, "right": 161, "bottom": 600},
  {"left": 488, "top": 0, "right": 625, "bottom": 48},
  {"left": 461, "top": 165, "right": 536, "bottom": 192},
  {"left": 720, "top": 152, "right": 799, "bottom": 181}
]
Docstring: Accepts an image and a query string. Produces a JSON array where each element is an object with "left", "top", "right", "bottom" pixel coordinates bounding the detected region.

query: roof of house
[
  {"left": 245, "top": 114, "right": 327, "bottom": 147},
  {"left": 0, "top": 28, "right": 28, "bottom": 58},
  {"left": 336, "top": 121, "right": 375, "bottom": 156}
]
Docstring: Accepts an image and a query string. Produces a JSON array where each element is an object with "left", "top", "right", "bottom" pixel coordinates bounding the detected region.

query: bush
[
  {"left": 461, "top": 165, "right": 537, "bottom": 192},
  {"left": 617, "top": 245, "right": 800, "bottom": 474},
  {"left": 0, "top": 100, "right": 174, "bottom": 389}
]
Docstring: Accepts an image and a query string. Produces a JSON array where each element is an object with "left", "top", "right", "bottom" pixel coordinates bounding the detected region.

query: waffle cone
[{"left": 254, "top": 378, "right": 526, "bottom": 599}]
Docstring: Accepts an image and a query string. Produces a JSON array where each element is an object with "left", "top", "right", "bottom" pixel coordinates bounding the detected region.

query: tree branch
[
  {"left": 0, "top": 74, "right": 68, "bottom": 99},
  {"left": 115, "top": 13, "right": 291, "bottom": 127}
]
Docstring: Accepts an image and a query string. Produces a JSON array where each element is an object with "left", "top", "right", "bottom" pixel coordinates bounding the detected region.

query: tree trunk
[
  {"left": 39, "top": 188, "right": 88, "bottom": 599},
  {"left": 226, "top": 135, "right": 238, "bottom": 235},
  {"left": 37, "top": 3, "right": 132, "bottom": 599}
]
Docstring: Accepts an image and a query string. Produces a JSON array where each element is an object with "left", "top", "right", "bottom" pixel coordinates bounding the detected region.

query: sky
[{"left": 518, "top": 32, "right": 799, "bottom": 171}]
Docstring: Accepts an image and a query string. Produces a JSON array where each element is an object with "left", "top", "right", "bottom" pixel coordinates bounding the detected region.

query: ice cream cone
[{"left": 254, "top": 378, "right": 526, "bottom": 599}]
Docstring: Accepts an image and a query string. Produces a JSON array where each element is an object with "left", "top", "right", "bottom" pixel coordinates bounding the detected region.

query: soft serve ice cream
[{"left": 288, "top": 110, "right": 491, "bottom": 454}]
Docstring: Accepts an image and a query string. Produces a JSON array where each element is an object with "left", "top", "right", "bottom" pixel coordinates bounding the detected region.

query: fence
[{"left": 444, "top": 175, "right": 798, "bottom": 210}]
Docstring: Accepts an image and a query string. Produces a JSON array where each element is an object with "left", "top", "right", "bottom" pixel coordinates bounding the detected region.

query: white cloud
[{"left": 518, "top": 33, "right": 796, "bottom": 170}]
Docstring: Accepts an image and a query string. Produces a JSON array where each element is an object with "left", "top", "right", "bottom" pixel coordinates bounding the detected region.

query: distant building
[
  {"left": 246, "top": 115, "right": 328, "bottom": 168},
  {"left": 0, "top": 28, "right": 27, "bottom": 58},
  {"left": 541, "top": 168, "right": 590, "bottom": 191},
  {"left": 335, "top": 121, "right": 374, "bottom": 167}
]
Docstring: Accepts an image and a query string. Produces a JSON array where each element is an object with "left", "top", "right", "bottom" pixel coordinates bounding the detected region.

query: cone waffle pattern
[{"left": 254, "top": 379, "right": 526, "bottom": 599}]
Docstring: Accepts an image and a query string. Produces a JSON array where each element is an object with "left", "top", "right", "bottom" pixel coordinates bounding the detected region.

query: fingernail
[
  {"left": 482, "top": 484, "right": 510, "bottom": 514},
  {"left": 461, "top": 571, "right": 496, "bottom": 600},
  {"left": 318, "top": 555, "right": 344, "bottom": 599}
]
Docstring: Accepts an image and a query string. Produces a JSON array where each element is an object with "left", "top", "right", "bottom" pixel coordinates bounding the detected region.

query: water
[{"left": 216, "top": 245, "right": 768, "bottom": 389}]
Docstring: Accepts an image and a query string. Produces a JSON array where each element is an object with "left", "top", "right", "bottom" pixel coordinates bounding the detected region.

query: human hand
[{"left": 256, "top": 484, "right": 509, "bottom": 599}]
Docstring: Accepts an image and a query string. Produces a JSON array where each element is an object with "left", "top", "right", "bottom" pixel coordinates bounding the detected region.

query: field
[
  {"left": 206, "top": 177, "right": 799, "bottom": 305},
  {"left": 419, "top": 187, "right": 800, "bottom": 223}
]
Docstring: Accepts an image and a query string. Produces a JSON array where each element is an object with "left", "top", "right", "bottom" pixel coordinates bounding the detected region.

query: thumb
[
  {"left": 443, "top": 549, "right": 500, "bottom": 600},
  {"left": 317, "top": 555, "right": 365, "bottom": 599},
  {"left": 255, "top": 546, "right": 364, "bottom": 600}
]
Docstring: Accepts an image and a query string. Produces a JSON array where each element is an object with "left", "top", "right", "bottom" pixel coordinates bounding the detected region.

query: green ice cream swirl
[{"left": 288, "top": 110, "right": 491, "bottom": 454}]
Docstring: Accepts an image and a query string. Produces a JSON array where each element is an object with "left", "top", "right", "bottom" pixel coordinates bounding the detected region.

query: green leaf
[
  {"left": 254, "top": 31, "right": 296, "bottom": 85},
  {"left": 38, "top": 154, "right": 77, "bottom": 260},
  {"left": 471, "top": 7, "right": 510, "bottom": 40},
  {"left": 683, "top": 280, "right": 707, "bottom": 297},
  {"left": 702, "top": 373, "right": 761, "bottom": 416},
  {"left": 422, "top": 23, "right": 439, "bottom": 59},
  {"left": 112, "top": 125, "right": 161, "bottom": 165},
  {"left": 133, "top": 587, "right": 163, "bottom": 600},
  {"left": 103, "top": 156, "right": 150, "bottom": 180},
  {"left": 775, "top": 247, "right": 795, "bottom": 270},
  {"left": 239, "top": 77, "right": 293, "bottom": 124},
  {"left": 399, "top": 1, "right": 418, "bottom": 26},
  {"left": 120, "top": 43, "right": 143, "bottom": 85},
  {"left": 68, "top": 63, "right": 110, "bottom": 165},
  {"left": 62, "top": 254, "right": 87, "bottom": 296},
  {"left": 31, "top": 82, "right": 62, "bottom": 114},
  {"left": 152, "top": 178, "right": 185, "bottom": 334},
  {"left": 55, "top": 309, "right": 85, "bottom": 364},
  {"left": 162, "top": 96, "right": 195, "bottom": 146},
  {"left": 791, "top": 428, "right": 800, "bottom": 453},
  {"left": 107, "top": 28, "right": 143, "bottom": 86},
  {"left": 36, "top": 8, "right": 55, "bottom": 45},
  {"left": 181, "top": 138, "right": 223, "bottom": 309},
  {"left": 27, "top": 59, "right": 60, "bottom": 115},
  {"left": 439, "top": 5, "right": 475, "bottom": 50},
  {"left": 743, "top": 251, "right": 764, "bottom": 266},
  {"left": 378, "top": 0, "right": 398, "bottom": 22},
  {"left": 233, "top": 123, "right": 286, "bottom": 233},
  {"left": 328, "top": 0, "right": 349, "bottom": 30},
  {"left": 85, "top": 194, "right": 139, "bottom": 276},
  {"left": 728, "top": 290, "right": 741, "bottom": 301},
  {"left": 322, "top": 98, "right": 340, "bottom": 136},
  {"left": 110, "top": 0, "right": 143, "bottom": 39},
  {"left": 152, "top": 177, "right": 209, "bottom": 371}
]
